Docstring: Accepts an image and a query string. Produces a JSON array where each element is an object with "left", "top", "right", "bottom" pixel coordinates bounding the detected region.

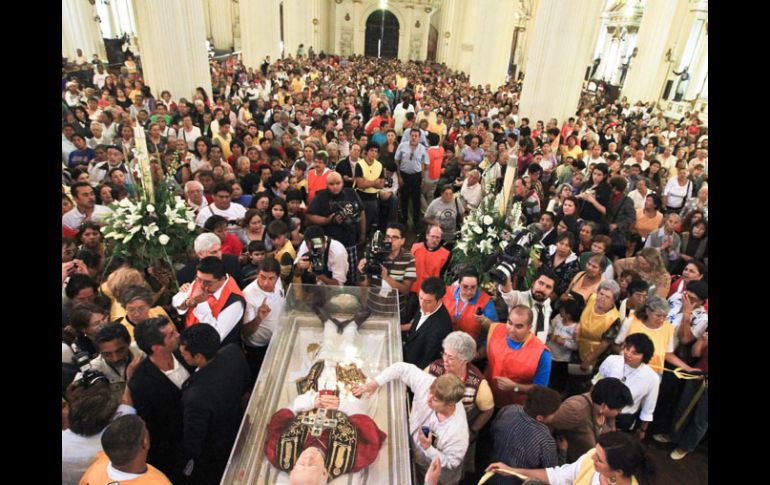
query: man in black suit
[
  {"left": 402, "top": 277, "right": 453, "bottom": 370},
  {"left": 178, "top": 324, "right": 252, "bottom": 484},
  {"left": 177, "top": 233, "right": 245, "bottom": 289},
  {"left": 129, "top": 316, "right": 195, "bottom": 483},
  {"left": 539, "top": 211, "right": 558, "bottom": 248}
]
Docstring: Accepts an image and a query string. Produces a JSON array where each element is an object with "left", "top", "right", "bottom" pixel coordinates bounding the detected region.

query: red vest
[
  {"left": 410, "top": 243, "right": 450, "bottom": 294},
  {"left": 185, "top": 275, "right": 244, "bottom": 328},
  {"left": 485, "top": 323, "right": 548, "bottom": 407},
  {"left": 443, "top": 285, "right": 491, "bottom": 341}
]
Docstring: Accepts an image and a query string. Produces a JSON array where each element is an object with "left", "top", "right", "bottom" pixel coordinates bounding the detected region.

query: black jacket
[
  {"left": 606, "top": 194, "right": 637, "bottom": 234},
  {"left": 177, "top": 253, "right": 245, "bottom": 289},
  {"left": 181, "top": 344, "right": 251, "bottom": 484},
  {"left": 128, "top": 350, "right": 195, "bottom": 482},
  {"left": 403, "top": 304, "right": 453, "bottom": 370}
]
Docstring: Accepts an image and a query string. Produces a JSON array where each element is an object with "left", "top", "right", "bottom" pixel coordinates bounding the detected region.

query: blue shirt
[
  {"left": 395, "top": 142, "right": 429, "bottom": 174},
  {"left": 504, "top": 337, "right": 552, "bottom": 386},
  {"left": 371, "top": 131, "right": 387, "bottom": 146},
  {"left": 400, "top": 127, "right": 428, "bottom": 147}
]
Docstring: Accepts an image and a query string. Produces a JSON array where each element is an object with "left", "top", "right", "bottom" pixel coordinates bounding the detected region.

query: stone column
[
  {"left": 400, "top": 5, "right": 414, "bottom": 61},
  {"left": 518, "top": 0, "right": 604, "bottom": 125},
  {"left": 202, "top": 0, "right": 212, "bottom": 38},
  {"left": 208, "top": 0, "right": 234, "bottom": 50},
  {"left": 436, "top": 0, "right": 458, "bottom": 66},
  {"left": 239, "top": 0, "right": 281, "bottom": 69},
  {"left": 132, "top": 0, "right": 211, "bottom": 100},
  {"left": 62, "top": 0, "right": 107, "bottom": 59},
  {"left": 621, "top": 0, "right": 689, "bottom": 104},
  {"left": 468, "top": 0, "right": 517, "bottom": 89},
  {"left": 283, "top": 0, "right": 321, "bottom": 57},
  {"left": 686, "top": 31, "right": 708, "bottom": 100}
]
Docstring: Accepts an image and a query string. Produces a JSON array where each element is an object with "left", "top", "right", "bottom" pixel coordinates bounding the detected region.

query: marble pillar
[
  {"left": 132, "top": 0, "right": 211, "bottom": 100},
  {"left": 436, "top": 0, "right": 458, "bottom": 66},
  {"left": 282, "top": 0, "right": 321, "bottom": 57},
  {"left": 469, "top": 0, "right": 517, "bottom": 89},
  {"left": 62, "top": 0, "right": 107, "bottom": 60},
  {"left": 518, "top": 0, "right": 604, "bottom": 125},
  {"left": 208, "top": 0, "right": 234, "bottom": 50},
  {"left": 239, "top": 0, "right": 281, "bottom": 69},
  {"left": 621, "top": 0, "right": 689, "bottom": 104}
]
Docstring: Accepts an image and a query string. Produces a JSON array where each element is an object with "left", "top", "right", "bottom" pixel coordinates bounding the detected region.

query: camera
[
  {"left": 384, "top": 177, "right": 394, "bottom": 189},
  {"left": 364, "top": 230, "right": 393, "bottom": 277},
  {"left": 305, "top": 237, "right": 326, "bottom": 275},
  {"left": 71, "top": 344, "right": 109, "bottom": 388},
  {"left": 487, "top": 229, "right": 539, "bottom": 286}
]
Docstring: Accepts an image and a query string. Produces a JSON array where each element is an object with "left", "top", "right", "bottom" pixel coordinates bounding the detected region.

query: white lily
[{"left": 158, "top": 234, "right": 170, "bottom": 246}]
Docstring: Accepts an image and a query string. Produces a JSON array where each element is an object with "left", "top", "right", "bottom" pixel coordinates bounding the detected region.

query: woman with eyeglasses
[
  {"left": 427, "top": 331, "right": 494, "bottom": 475},
  {"left": 613, "top": 296, "right": 698, "bottom": 376},
  {"left": 63, "top": 302, "right": 109, "bottom": 362}
]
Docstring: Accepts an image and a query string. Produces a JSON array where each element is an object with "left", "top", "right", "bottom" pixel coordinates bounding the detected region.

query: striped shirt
[
  {"left": 367, "top": 249, "right": 416, "bottom": 318},
  {"left": 490, "top": 404, "right": 558, "bottom": 474}
]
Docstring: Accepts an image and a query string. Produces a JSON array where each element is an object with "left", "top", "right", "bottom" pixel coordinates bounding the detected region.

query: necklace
[{"left": 621, "top": 363, "right": 641, "bottom": 383}]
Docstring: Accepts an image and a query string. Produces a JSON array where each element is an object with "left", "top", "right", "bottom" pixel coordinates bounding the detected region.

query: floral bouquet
[
  {"left": 451, "top": 183, "right": 542, "bottom": 289},
  {"left": 100, "top": 125, "right": 197, "bottom": 287}
]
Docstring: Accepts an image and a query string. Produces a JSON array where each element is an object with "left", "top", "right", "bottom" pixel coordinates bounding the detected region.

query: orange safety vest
[
  {"left": 485, "top": 323, "right": 547, "bottom": 407},
  {"left": 410, "top": 243, "right": 450, "bottom": 294},
  {"left": 185, "top": 275, "right": 244, "bottom": 328},
  {"left": 443, "top": 284, "right": 491, "bottom": 341}
]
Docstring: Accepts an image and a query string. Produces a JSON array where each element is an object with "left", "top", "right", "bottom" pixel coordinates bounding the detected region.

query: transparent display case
[{"left": 222, "top": 284, "right": 411, "bottom": 484}]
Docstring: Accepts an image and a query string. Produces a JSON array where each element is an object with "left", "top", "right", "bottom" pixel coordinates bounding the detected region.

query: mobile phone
[{"left": 421, "top": 426, "right": 430, "bottom": 438}]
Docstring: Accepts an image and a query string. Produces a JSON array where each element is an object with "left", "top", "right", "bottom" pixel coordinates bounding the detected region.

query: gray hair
[
  {"left": 119, "top": 285, "right": 153, "bottom": 307},
  {"left": 442, "top": 331, "right": 476, "bottom": 362},
  {"left": 194, "top": 233, "right": 220, "bottom": 254},
  {"left": 325, "top": 141, "right": 338, "bottom": 151},
  {"left": 184, "top": 180, "right": 204, "bottom": 193},
  {"left": 598, "top": 280, "right": 621, "bottom": 300},
  {"left": 644, "top": 295, "right": 670, "bottom": 315}
]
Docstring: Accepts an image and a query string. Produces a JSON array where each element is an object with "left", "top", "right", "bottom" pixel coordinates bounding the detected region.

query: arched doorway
[
  {"left": 365, "top": 10, "right": 399, "bottom": 58},
  {"left": 427, "top": 25, "right": 438, "bottom": 62}
]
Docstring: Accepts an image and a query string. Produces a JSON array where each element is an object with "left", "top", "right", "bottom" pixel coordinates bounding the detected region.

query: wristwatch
[{"left": 514, "top": 385, "right": 520, "bottom": 393}]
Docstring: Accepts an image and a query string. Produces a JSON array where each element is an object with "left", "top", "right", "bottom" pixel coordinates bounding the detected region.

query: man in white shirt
[
  {"left": 293, "top": 226, "right": 349, "bottom": 286},
  {"left": 242, "top": 258, "right": 286, "bottom": 383},
  {"left": 184, "top": 180, "right": 208, "bottom": 216},
  {"left": 657, "top": 146, "right": 677, "bottom": 173},
  {"left": 195, "top": 182, "right": 246, "bottom": 231},
  {"left": 172, "top": 257, "right": 245, "bottom": 347},
  {"left": 628, "top": 178, "right": 652, "bottom": 210},
  {"left": 494, "top": 268, "right": 557, "bottom": 343},
  {"left": 459, "top": 169, "right": 483, "bottom": 211},
  {"left": 583, "top": 143, "right": 606, "bottom": 167},
  {"left": 63, "top": 181, "right": 113, "bottom": 229},
  {"left": 355, "top": 363, "right": 468, "bottom": 485},
  {"left": 623, "top": 149, "right": 649, "bottom": 172}
]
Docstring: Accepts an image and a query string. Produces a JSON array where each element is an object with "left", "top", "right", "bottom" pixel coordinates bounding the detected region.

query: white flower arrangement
[{"left": 450, "top": 181, "right": 527, "bottom": 285}]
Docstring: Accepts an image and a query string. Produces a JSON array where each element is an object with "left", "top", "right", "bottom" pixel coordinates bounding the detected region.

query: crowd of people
[{"left": 62, "top": 50, "right": 708, "bottom": 484}]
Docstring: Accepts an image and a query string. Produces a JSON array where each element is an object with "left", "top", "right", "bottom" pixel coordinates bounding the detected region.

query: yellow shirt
[
  {"left": 577, "top": 293, "right": 621, "bottom": 362},
  {"left": 625, "top": 312, "right": 675, "bottom": 374},
  {"left": 634, "top": 209, "right": 663, "bottom": 239},
  {"left": 561, "top": 145, "right": 583, "bottom": 161}
]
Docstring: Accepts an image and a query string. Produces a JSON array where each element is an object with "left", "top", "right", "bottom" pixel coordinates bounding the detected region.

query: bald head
[{"left": 326, "top": 171, "right": 343, "bottom": 194}]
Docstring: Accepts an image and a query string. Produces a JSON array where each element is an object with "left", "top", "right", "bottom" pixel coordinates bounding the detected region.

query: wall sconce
[
  {"left": 415, "top": 20, "right": 421, "bottom": 28},
  {"left": 425, "top": 7, "right": 432, "bottom": 13},
  {"left": 312, "top": 18, "right": 319, "bottom": 25},
  {"left": 444, "top": 32, "right": 451, "bottom": 39},
  {"left": 345, "top": 13, "right": 351, "bottom": 21}
]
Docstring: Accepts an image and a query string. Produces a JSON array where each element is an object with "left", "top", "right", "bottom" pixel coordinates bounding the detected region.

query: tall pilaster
[
  {"left": 435, "top": 0, "right": 458, "bottom": 66},
  {"left": 208, "top": 0, "right": 234, "bottom": 50},
  {"left": 239, "top": 0, "right": 281, "bottom": 69},
  {"left": 468, "top": 0, "right": 517, "bottom": 89},
  {"left": 518, "top": 0, "right": 604, "bottom": 124},
  {"left": 62, "top": 0, "right": 107, "bottom": 60},
  {"left": 132, "top": 0, "right": 211, "bottom": 100},
  {"left": 621, "top": 0, "right": 689, "bottom": 103},
  {"left": 283, "top": 0, "right": 321, "bottom": 57}
]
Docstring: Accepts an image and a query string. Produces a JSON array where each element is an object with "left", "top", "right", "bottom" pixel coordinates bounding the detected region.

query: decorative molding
[
  {"left": 312, "top": 18, "right": 319, "bottom": 25},
  {"left": 444, "top": 31, "right": 450, "bottom": 39},
  {"left": 424, "top": 7, "right": 432, "bottom": 14},
  {"left": 461, "top": 43, "right": 473, "bottom": 52}
]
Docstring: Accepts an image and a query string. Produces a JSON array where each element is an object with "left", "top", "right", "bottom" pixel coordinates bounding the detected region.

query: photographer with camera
[
  {"left": 492, "top": 267, "right": 557, "bottom": 344},
  {"left": 294, "top": 225, "right": 349, "bottom": 286},
  {"left": 357, "top": 222, "right": 416, "bottom": 322},
  {"left": 307, "top": 172, "right": 366, "bottom": 285}
]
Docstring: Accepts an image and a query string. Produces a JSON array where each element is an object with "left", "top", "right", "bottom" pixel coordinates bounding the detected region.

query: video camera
[
  {"left": 71, "top": 344, "right": 109, "bottom": 388},
  {"left": 364, "top": 230, "right": 393, "bottom": 277},
  {"left": 487, "top": 228, "right": 541, "bottom": 286}
]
